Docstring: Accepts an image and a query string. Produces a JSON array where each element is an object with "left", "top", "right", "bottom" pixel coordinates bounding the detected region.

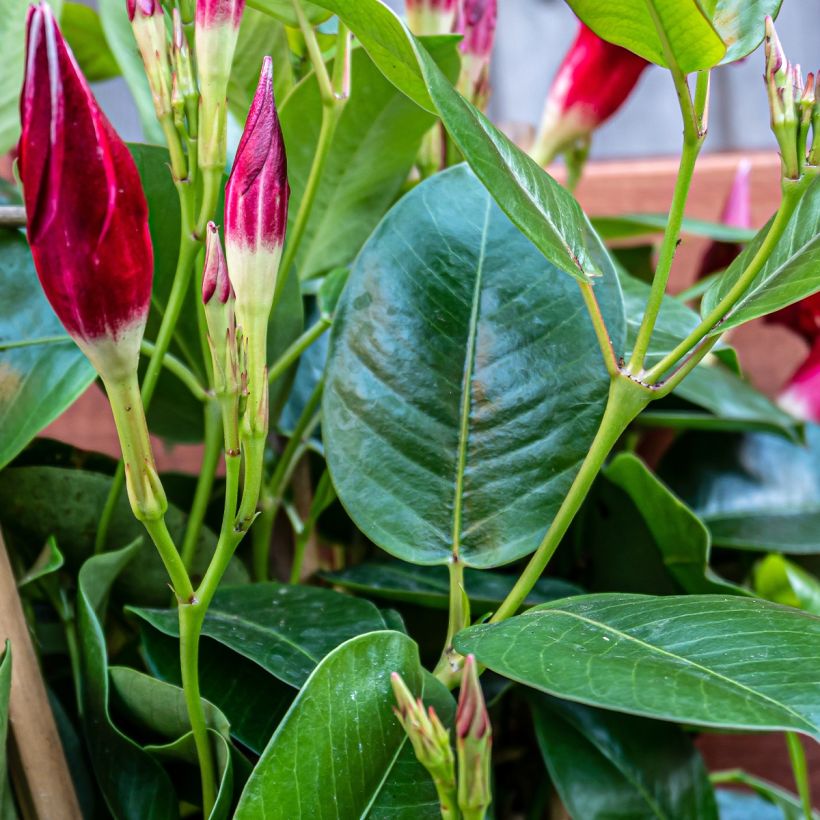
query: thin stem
[
  {"left": 579, "top": 282, "right": 619, "bottom": 377},
  {"left": 289, "top": 468, "right": 334, "bottom": 584},
  {"left": 180, "top": 401, "right": 223, "bottom": 571},
  {"left": 140, "top": 339, "right": 209, "bottom": 402},
  {"left": 628, "top": 129, "right": 702, "bottom": 373},
  {"left": 645, "top": 179, "right": 808, "bottom": 383},
  {"left": 491, "top": 376, "right": 652, "bottom": 623},
  {"left": 433, "top": 558, "right": 470, "bottom": 688},
  {"left": 253, "top": 379, "right": 324, "bottom": 581},
  {"left": 178, "top": 603, "right": 216, "bottom": 818},
  {"left": 786, "top": 732, "right": 813, "bottom": 820},
  {"left": 268, "top": 318, "right": 331, "bottom": 385},
  {"left": 292, "top": 0, "right": 334, "bottom": 104},
  {"left": 142, "top": 517, "right": 194, "bottom": 602},
  {"left": 0, "top": 335, "right": 71, "bottom": 350},
  {"left": 0, "top": 206, "right": 27, "bottom": 227}
]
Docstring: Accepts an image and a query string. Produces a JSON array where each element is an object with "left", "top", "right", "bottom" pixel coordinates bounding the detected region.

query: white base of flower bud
[{"left": 76, "top": 319, "right": 145, "bottom": 384}]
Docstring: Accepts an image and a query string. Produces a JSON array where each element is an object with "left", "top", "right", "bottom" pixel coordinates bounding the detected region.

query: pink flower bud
[
  {"left": 456, "top": 655, "right": 492, "bottom": 817},
  {"left": 778, "top": 339, "right": 820, "bottom": 423},
  {"left": 126, "top": 0, "right": 173, "bottom": 119},
  {"left": 406, "top": 0, "right": 458, "bottom": 36},
  {"left": 19, "top": 3, "right": 153, "bottom": 383},
  {"left": 532, "top": 23, "right": 648, "bottom": 166},
  {"left": 453, "top": 0, "right": 497, "bottom": 110},
  {"left": 196, "top": 0, "right": 244, "bottom": 28},
  {"left": 202, "top": 221, "right": 232, "bottom": 306}
]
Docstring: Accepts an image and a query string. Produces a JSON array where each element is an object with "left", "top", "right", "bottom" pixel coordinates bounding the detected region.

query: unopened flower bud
[
  {"left": 196, "top": 0, "right": 245, "bottom": 170},
  {"left": 172, "top": 9, "right": 198, "bottom": 135},
  {"left": 532, "top": 23, "right": 648, "bottom": 167},
  {"left": 453, "top": 0, "right": 497, "bottom": 110},
  {"left": 456, "top": 655, "right": 492, "bottom": 820},
  {"left": 127, "top": 0, "right": 173, "bottom": 120},
  {"left": 810, "top": 78, "right": 820, "bottom": 166},
  {"left": 798, "top": 72, "right": 815, "bottom": 164},
  {"left": 406, "top": 0, "right": 458, "bottom": 35},
  {"left": 765, "top": 16, "right": 803, "bottom": 179},
  {"left": 391, "top": 672, "right": 458, "bottom": 820}
]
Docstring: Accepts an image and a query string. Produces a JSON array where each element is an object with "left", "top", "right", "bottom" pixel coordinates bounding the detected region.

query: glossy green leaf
[
  {"left": 281, "top": 39, "right": 456, "bottom": 281},
  {"left": 530, "top": 695, "right": 718, "bottom": 820},
  {"left": 324, "top": 166, "right": 624, "bottom": 568},
  {"left": 710, "top": 0, "right": 783, "bottom": 64},
  {"left": 602, "top": 453, "right": 748, "bottom": 595},
  {"left": 565, "top": 0, "right": 725, "bottom": 72},
  {"left": 17, "top": 536, "right": 64, "bottom": 589},
  {"left": 660, "top": 428, "right": 820, "bottom": 554},
  {"left": 0, "top": 466, "right": 247, "bottom": 606},
  {"left": 96, "top": 0, "right": 163, "bottom": 143},
  {"left": 0, "top": 643, "right": 10, "bottom": 814},
  {"left": 754, "top": 554, "right": 820, "bottom": 615},
  {"left": 234, "top": 631, "right": 423, "bottom": 818},
  {"left": 61, "top": 2, "right": 120, "bottom": 81},
  {"left": 130, "top": 582, "right": 388, "bottom": 688},
  {"left": 417, "top": 50, "right": 603, "bottom": 283},
  {"left": 323, "top": 560, "right": 581, "bottom": 614},
  {"left": 455, "top": 594, "right": 820, "bottom": 738},
  {"left": 702, "top": 178, "right": 820, "bottom": 333},
  {"left": 246, "top": 0, "right": 328, "bottom": 27},
  {"left": 0, "top": 230, "right": 95, "bottom": 471},
  {"left": 592, "top": 214, "right": 756, "bottom": 243},
  {"left": 714, "top": 770, "right": 820, "bottom": 820},
  {"left": 76, "top": 542, "right": 178, "bottom": 819}
]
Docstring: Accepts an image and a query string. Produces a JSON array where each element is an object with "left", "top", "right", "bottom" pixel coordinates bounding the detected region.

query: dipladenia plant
[{"left": 2, "top": 0, "right": 820, "bottom": 818}]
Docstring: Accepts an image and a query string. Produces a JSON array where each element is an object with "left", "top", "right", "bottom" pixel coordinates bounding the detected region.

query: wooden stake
[{"left": 0, "top": 533, "right": 81, "bottom": 820}]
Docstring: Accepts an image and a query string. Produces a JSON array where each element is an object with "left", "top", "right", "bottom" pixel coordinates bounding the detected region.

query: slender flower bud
[
  {"left": 798, "top": 72, "right": 815, "bottom": 165},
  {"left": 19, "top": 4, "right": 164, "bottom": 521},
  {"left": 406, "top": 0, "right": 458, "bottom": 36},
  {"left": 696, "top": 159, "right": 752, "bottom": 280},
  {"left": 810, "top": 77, "right": 820, "bottom": 167},
  {"left": 391, "top": 672, "right": 458, "bottom": 820},
  {"left": 172, "top": 9, "right": 198, "bottom": 136},
  {"left": 127, "top": 0, "right": 173, "bottom": 120},
  {"left": 225, "top": 56, "right": 289, "bottom": 436},
  {"left": 202, "top": 223, "right": 238, "bottom": 392},
  {"left": 778, "top": 339, "right": 820, "bottom": 423},
  {"left": 196, "top": 0, "right": 245, "bottom": 170},
  {"left": 453, "top": 0, "right": 497, "bottom": 110},
  {"left": 456, "top": 655, "right": 492, "bottom": 820},
  {"left": 765, "top": 16, "right": 803, "bottom": 179},
  {"left": 532, "top": 23, "right": 648, "bottom": 167}
]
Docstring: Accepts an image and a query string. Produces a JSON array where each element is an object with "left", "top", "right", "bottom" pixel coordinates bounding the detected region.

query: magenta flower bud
[
  {"left": 453, "top": 0, "right": 497, "bottom": 110},
  {"left": 456, "top": 655, "right": 492, "bottom": 819},
  {"left": 202, "top": 222, "right": 232, "bottom": 306},
  {"left": 406, "top": 0, "right": 458, "bottom": 35},
  {"left": 532, "top": 22, "right": 649, "bottom": 166},
  {"left": 19, "top": 3, "right": 153, "bottom": 384}
]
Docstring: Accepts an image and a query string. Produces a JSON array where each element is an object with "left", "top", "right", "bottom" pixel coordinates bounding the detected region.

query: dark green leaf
[
  {"left": 602, "top": 453, "right": 748, "bottom": 595},
  {"left": 322, "top": 560, "right": 581, "bottom": 614},
  {"left": 61, "top": 2, "right": 120, "bottom": 81},
  {"left": 417, "top": 50, "right": 604, "bottom": 283},
  {"left": 710, "top": 0, "right": 783, "bottom": 64},
  {"left": 17, "top": 536, "right": 64, "bottom": 589},
  {"left": 660, "top": 427, "right": 820, "bottom": 554},
  {"left": 281, "top": 39, "right": 456, "bottom": 281},
  {"left": 455, "top": 594, "right": 820, "bottom": 738},
  {"left": 129, "top": 582, "right": 388, "bottom": 688},
  {"left": 0, "top": 230, "right": 95, "bottom": 470},
  {"left": 530, "top": 694, "right": 718, "bottom": 820},
  {"left": 234, "top": 631, "right": 423, "bottom": 818},
  {"left": 0, "top": 466, "right": 247, "bottom": 606},
  {"left": 324, "top": 166, "right": 624, "bottom": 567},
  {"left": 593, "top": 214, "right": 756, "bottom": 243},
  {"left": 702, "top": 178, "right": 820, "bottom": 333},
  {"left": 754, "top": 554, "right": 820, "bottom": 614},
  {"left": 565, "top": 0, "right": 725, "bottom": 71},
  {"left": 76, "top": 542, "right": 178, "bottom": 819}
]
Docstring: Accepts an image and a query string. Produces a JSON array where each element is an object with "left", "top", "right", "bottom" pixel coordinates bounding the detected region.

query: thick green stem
[
  {"left": 433, "top": 558, "right": 470, "bottom": 688},
  {"left": 178, "top": 603, "right": 216, "bottom": 818},
  {"left": 180, "top": 401, "right": 223, "bottom": 571},
  {"left": 645, "top": 178, "right": 808, "bottom": 383},
  {"left": 786, "top": 733, "right": 814, "bottom": 820},
  {"left": 491, "top": 376, "right": 652, "bottom": 624}
]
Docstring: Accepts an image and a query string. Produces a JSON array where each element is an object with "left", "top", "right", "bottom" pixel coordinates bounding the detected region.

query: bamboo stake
[{"left": 0, "top": 533, "right": 81, "bottom": 820}]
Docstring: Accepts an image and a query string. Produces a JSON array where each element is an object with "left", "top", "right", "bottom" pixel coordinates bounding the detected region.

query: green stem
[
  {"left": 433, "top": 559, "right": 470, "bottom": 688},
  {"left": 491, "top": 376, "right": 652, "bottom": 624},
  {"left": 787, "top": 733, "right": 814, "bottom": 820},
  {"left": 142, "top": 517, "right": 194, "bottom": 603},
  {"left": 267, "top": 318, "right": 331, "bottom": 385},
  {"left": 579, "top": 282, "right": 619, "bottom": 377},
  {"left": 645, "top": 179, "right": 808, "bottom": 383},
  {"left": 140, "top": 339, "right": 209, "bottom": 402},
  {"left": 180, "top": 401, "right": 223, "bottom": 571},
  {"left": 0, "top": 335, "right": 71, "bottom": 350},
  {"left": 178, "top": 602, "right": 216, "bottom": 818},
  {"left": 253, "top": 379, "right": 324, "bottom": 581}
]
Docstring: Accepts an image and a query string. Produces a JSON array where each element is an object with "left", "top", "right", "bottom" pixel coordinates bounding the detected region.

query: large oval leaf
[
  {"left": 702, "top": 178, "right": 820, "bottom": 333},
  {"left": 711, "top": 0, "right": 783, "bottom": 64},
  {"left": 455, "top": 594, "right": 820, "bottom": 738},
  {"left": 323, "top": 166, "right": 624, "bottom": 568},
  {"left": 234, "top": 631, "right": 424, "bottom": 818},
  {"left": 0, "top": 230, "right": 95, "bottom": 470},
  {"left": 565, "top": 0, "right": 725, "bottom": 72}
]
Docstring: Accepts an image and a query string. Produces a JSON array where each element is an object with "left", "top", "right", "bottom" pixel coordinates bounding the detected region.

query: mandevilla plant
[{"left": 1, "top": 0, "right": 819, "bottom": 817}]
